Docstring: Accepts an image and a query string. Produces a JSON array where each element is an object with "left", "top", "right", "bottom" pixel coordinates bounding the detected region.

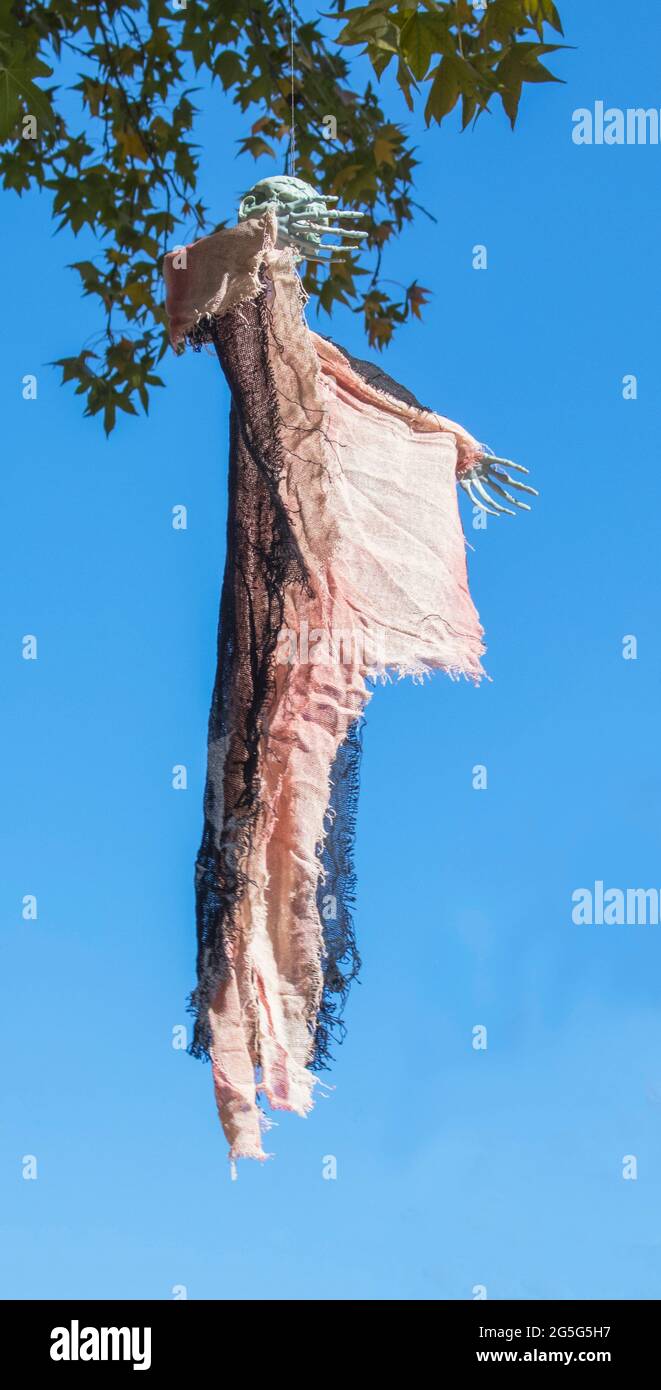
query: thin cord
[{"left": 289, "top": 0, "right": 296, "bottom": 177}]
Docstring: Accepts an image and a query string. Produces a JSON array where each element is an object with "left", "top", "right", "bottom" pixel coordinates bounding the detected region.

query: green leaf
[
  {"left": 0, "top": 63, "right": 21, "bottom": 136},
  {"left": 0, "top": 46, "right": 55, "bottom": 140},
  {"left": 370, "top": 46, "right": 395, "bottom": 78},
  {"left": 461, "top": 91, "right": 477, "bottom": 130},
  {"left": 336, "top": 8, "right": 393, "bottom": 46},
  {"left": 529, "top": 0, "right": 565, "bottom": 35},
  {"left": 399, "top": 13, "right": 434, "bottom": 82},
  {"left": 424, "top": 60, "right": 461, "bottom": 126},
  {"left": 214, "top": 50, "right": 244, "bottom": 89}
]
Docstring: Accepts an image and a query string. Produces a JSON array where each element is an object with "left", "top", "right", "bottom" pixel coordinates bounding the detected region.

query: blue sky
[{"left": 2, "top": 0, "right": 661, "bottom": 1300}]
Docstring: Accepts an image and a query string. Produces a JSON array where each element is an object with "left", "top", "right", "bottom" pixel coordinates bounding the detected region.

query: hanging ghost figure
[{"left": 163, "top": 175, "right": 537, "bottom": 1162}]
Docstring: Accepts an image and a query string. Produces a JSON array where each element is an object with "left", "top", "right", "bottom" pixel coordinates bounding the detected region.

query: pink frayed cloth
[{"left": 164, "top": 214, "right": 485, "bottom": 1160}]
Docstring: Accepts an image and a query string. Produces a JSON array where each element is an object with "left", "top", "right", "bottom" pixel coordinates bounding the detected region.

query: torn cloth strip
[{"left": 163, "top": 214, "right": 485, "bottom": 1160}]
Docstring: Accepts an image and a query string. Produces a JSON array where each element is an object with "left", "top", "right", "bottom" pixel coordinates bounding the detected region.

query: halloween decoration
[{"left": 163, "top": 176, "right": 536, "bottom": 1162}]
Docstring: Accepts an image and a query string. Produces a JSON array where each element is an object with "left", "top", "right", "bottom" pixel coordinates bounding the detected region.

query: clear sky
[{"left": 2, "top": 0, "right": 661, "bottom": 1300}]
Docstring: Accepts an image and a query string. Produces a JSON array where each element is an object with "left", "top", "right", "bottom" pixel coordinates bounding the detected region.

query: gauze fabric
[{"left": 163, "top": 213, "right": 485, "bottom": 1160}]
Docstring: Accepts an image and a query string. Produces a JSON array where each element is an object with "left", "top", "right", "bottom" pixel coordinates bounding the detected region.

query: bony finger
[
  {"left": 463, "top": 478, "right": 500, "bottom": 516},
  {"left": 290, "top": 210, "right": 366, "bottom": 223},
  {"left": 288, "top": 236, "right": 326, "bottom": 252},
  {"left": 494, "top": 473, "right": 538, "bottom": 497},
  {"left": 474, "top": 477, "right": 515, "bottom": 515},
  {"left": 488, "top": 478, "right": 529, "bottom": 511},
  {"left": 290, "top": 240, "right": 350, "bottom": 261},
  {"left": 328, "top": 229, "right": 369, "bottom": 240},
  {"left": 486, "top": 475, "right": 518, "bottom": 504},
  {"left": 490, "top": 456, "right": 529, "bottom": 474},
  {"left": 305, "top": 223, "right": 368, "bottom": 238}
]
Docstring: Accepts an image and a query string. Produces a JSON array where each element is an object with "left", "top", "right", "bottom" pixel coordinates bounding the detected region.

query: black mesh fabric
[
  {"left": 321, "top": 336, "right": 432, "bottom": 412},
  {"left": 313, "top": 716, "right": 365, "bottom": 1068}
]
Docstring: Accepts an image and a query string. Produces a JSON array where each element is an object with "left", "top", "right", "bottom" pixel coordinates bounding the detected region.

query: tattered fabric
[{"left": 163, "top": 212, "right": 485, "bottom": 1160}]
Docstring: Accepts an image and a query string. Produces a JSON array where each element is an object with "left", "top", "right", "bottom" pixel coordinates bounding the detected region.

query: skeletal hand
[
  {"left": 238, "top": 175, "right": 368, "bottom": 264},
  {"left": 276, "top": 197, "right": 368, "bottom": 262},
  {"left": 459, "top": 451, "right": 538, "bottom": 517}
]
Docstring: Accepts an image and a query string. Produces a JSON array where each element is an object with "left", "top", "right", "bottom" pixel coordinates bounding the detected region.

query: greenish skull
[{"left": 237, "top": 173, "right": 367, "bottom": 262}]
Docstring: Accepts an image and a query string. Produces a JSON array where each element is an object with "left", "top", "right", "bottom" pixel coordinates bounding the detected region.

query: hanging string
[{"left": 288, "top": 0, "right": 297, "bottom": 177}]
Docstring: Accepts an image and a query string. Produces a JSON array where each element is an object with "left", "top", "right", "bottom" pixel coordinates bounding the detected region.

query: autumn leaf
[
  {"left": 116, "top": 126, "right": 150, "bottom": 162},
  {"left": 373, "top": 133, "right": 396, "bottom": 165},
  {"left": 406, "top": 281, "right": 431, "bottom": 320}
]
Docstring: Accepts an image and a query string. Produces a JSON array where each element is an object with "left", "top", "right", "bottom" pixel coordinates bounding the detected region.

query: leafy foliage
[
  {"left": 334, "top": 0, "right": 565, "bottom": 127},
  {"left": 0, "top": 0, "right": 565, "bottom": 432}
]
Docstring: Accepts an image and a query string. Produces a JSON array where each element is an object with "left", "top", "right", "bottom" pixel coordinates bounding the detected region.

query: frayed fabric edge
[{"left": 365, "top": 657, "right": 487, "bottom": 687}]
